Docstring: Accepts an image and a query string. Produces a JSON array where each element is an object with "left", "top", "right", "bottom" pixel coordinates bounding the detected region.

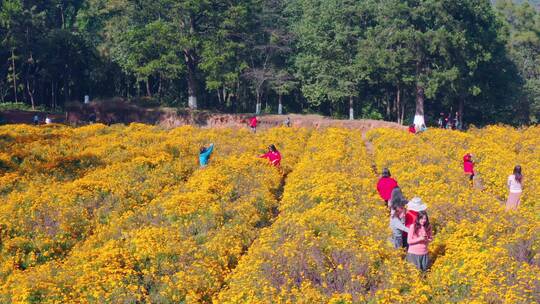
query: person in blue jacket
[{"left": 199, "top": 143, "right": 214, "bottom": 167}]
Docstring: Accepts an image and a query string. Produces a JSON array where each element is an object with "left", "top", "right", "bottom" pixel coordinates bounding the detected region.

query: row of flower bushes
[
  {"left": 367, "top": 127, "right": 538, "bottom": 303},
  {"left": 216, "top": 129, "right": 427, "bottom": 303},
  {"left": 0, "top": 124, "right": 310, "bottom": 303}
]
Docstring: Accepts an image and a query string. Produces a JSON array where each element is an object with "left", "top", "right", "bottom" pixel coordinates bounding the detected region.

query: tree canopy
[{"left": 1, "top": 0, "right": 539, "bottom": 125}]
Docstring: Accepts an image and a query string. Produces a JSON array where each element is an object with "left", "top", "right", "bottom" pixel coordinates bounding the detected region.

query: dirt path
[
  {"left": 361, "top": 132, "right": 379, "bottom": 176},
  {"left": 1, "top": 108, "right": 406, "bottom": 133}
]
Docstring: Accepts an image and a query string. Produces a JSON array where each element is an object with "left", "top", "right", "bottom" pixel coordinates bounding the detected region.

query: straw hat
[{"left": 407, "top": 197, "right": 427, "bottom": 212}]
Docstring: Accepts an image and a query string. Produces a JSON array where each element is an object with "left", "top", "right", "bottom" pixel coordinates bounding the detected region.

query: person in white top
[{"left": 506, "top": 165, "right": 523, "bottom": 210}]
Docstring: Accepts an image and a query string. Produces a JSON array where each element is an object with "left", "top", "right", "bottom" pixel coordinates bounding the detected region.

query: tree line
[{"left": 1, "top": 0, "right": 539, "bottom": 125}]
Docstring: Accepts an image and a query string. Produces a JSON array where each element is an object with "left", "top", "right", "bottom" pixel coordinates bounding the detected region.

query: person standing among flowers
[
  {"left": 389, "top": 186, "right": 406, "bottom": 210},
  {"left": 463, "top": 153, "right": 475, "bottom": 184},
  {"left": 389, "top": 199, "right": 409, "bottom": 249},
  {"left": 506, "top": 165, "right": 523, "bottom": 210},
  {"left": 405, "top": 197, "right": 427, "bottom": 230},
  {"left": 408, "top": 124, "right": 416, "bottom": 134},
  {"left": 406, "top": 210, "right": 432, "bottom": 271},
  {"left": 249, "top": 116, "right": 258, "bottom": 133},
  {"left": 259, "top": 144, "right": 281, "bottom": 167},
  {"left": 376, "top": 168, "right": 398, "bottom": 207},
  {"left": 199, "top": 143, "right": 214, "bottom": 168}
]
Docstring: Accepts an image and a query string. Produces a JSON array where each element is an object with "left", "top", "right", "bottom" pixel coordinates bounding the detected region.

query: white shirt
[{"left": 507, "top": 175, "right": 523, "bottom": 193}]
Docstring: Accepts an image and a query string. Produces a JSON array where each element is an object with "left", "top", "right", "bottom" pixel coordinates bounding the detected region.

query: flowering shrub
[{"left": 0, "top": 124, "right": 537, "bottom": 303}]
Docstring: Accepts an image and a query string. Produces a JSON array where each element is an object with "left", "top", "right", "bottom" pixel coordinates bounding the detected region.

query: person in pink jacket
[
  {"left": 463, "top": 153, "right": 475, "bottom": 184},
  {"left": 406, "top": 210, "right": 432, "bottom": 272},
  {"left": 259, "top": 144, "right": 281, "bottom": 167}
]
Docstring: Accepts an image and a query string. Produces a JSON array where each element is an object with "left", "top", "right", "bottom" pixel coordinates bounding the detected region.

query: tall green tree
[{"left": 289, "top": 0, "right": 370, "bottom": 119}]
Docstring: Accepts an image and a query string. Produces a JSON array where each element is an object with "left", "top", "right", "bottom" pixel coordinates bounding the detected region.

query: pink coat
[
  {"left": 407, "top": 224, "right": 432, "bottom": 255},
  {"left": 463, "top": 154, "right": 474, "bottom": 175},
  {"left": 260, "top": 151, "right": 281, "bottom": 166}
]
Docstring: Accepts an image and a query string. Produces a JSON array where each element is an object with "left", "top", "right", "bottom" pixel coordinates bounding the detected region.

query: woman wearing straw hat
[{"left": 405, "top": 197, "right": 428, "bottom": 228}]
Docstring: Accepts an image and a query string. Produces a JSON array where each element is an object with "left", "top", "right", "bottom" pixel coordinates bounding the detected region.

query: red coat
[
  {"left": 405, "top": 210, "right": 419, "bottom": 228},
  {"left": 376, "top": 177, "right": 398, "bottom": 201},
  {"left": 249, "top": 117, "right": 258, "bottom": 128},
  {"left": 463, "top": 154, "right": 474, "bottom": 174},
  {"left": 408, "top": 125, "right": 416, "bottom": 134},
  {"left": 260, "top": 151, "right": 281, "bottom": 166}
]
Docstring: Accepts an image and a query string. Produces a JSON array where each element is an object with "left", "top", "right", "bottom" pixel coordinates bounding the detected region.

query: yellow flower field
[{"left": 0, "top": 124, "right": 538, "bottom": 303}]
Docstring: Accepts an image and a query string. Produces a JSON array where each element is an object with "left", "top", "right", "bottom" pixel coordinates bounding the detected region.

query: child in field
[
  {"left": 259, "top": 144, "right": 281, "bottom": 167},
  {"left": 376, "top": 168, "right": 399, "bottom": 207},
  {"left": 408, "top": 124, "right": 416, "bottom": 134},
  {"left": 199, "top": 143, "right": 214, "bottom": 168},
  {"left": 249, "top": 116, "right": 258, "bottom": 133},
  {"left": 463, "top": 153, "right": 475, "bottom": 183},
  {"left": 389, "top": 199, "right": 409, "bottom": 249},
  {"left": 406, "top": 210, "right": 432, "bottom": 271},
  {"left": 506, "top": 165, "right": 523, "bottom": 210}
]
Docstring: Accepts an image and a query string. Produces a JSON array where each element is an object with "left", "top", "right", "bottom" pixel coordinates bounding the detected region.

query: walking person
[
  {"left": 506, "top": 165, "right": 523, "bottom": 210},
  {"left": 406, "top": 210, "right": 433, "bottom": 272},
  {"left": 283, "top": 117, "right": 291, "bottom": 127},
  {"left": 389, "top": 199, "right": 409, "bottom": 249},
  {"left": 259, "top": 144, "right": 281, "bottom": 167},
  {"left": 389, "top": 186, "right": 406, "bottom": 210},
  {"left": 463, "top": 153, "right": 475, "bottom": 184},
  {"left": 33, "top": 114, "right": 39, "bottom": 125},
  {"left": 199, "top": 143, "right": 215, "bottom": 168},
  {"left": 408, "top": 124, "right": 416, "bottom": 134},
  {"left": 249, "top": 116, "right": 258, "bottom": 133},
  {"left": 376, "top": 168, "right": 398, "bottom": 207}
]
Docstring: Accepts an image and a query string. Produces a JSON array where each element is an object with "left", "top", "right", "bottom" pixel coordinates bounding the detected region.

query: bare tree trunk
[
  {"left": 386, "top": 93, "right": 391, "bottom": 119},
  {"left": 278, "top": 94, "right": 283, "bottom": 115},
  {"left": 414, "top": 61, "right": 425, "bottom": 127},
  {"left": 459, "top": 97, "right": 464, "bottom": 128},
  {"left": 11, "top": 49, "right": 18, "bottom": 103},
  {"left": 396, "top": 85, "right": 401, "bottom": 124},
  {"left": 349, "top": 96, "right": 354, "bottom": 120},
  {"left": 27, "top": 78, "right": 35, "bottom": 110},
  {"left": 400, "top": 97, "right": 405, "bottom": 125},
  {"left": 51, "top": 81, "right": 55, "bottom": 109},
  {"left": 255, "top": 88, "right": 261, "bottom": 114},
  {"left": 414, "top": 84, "right": 425, "bottom": 127},
  {"left": 146, "top": 78, "right": 152, "bottom": 97},
  {"left": 158, "top": 74, "right": 162, "bottom": 100},
  {"left": 184, "top": 50, "right": 198, "bottom": 109}
]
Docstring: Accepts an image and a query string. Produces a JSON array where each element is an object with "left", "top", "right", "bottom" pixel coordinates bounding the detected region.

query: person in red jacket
[
  {"left": 408, "top": 124, "right": 416, "bottom": 134},
  {"left": 259, "top": 144, "right": 281, "bottom": 167},
  {"left": 249, "top": 116, "right": 258, "bottom": 133},
  {"left": 463, "top": 153, "right": 475, "bottom": 183},
  {"left": 376, "top": 168, "right": 399, "bottom": 207}
]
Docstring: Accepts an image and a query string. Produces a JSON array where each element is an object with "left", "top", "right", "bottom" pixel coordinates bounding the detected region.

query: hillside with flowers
[{"left": 0, "top": 124, "right": 538, "bottom": 303}]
